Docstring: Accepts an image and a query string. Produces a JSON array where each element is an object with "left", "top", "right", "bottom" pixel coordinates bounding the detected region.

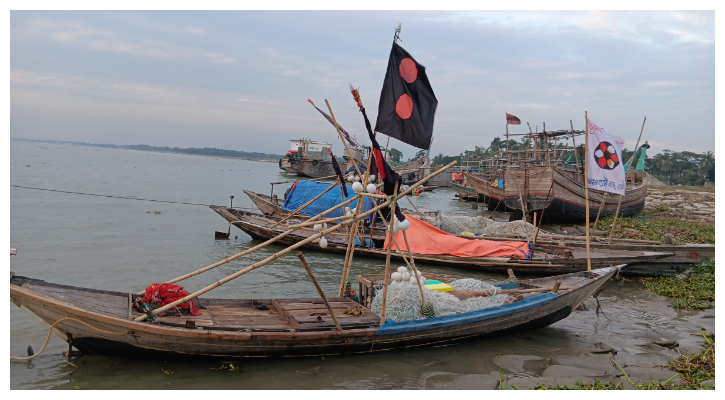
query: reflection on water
[{"left": 9, "top": 141, "right": 708, "bottom": 389}]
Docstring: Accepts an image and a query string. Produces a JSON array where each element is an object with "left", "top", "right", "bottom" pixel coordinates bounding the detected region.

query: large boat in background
[{"left": 462, "top": 128, "right": 650, "bottom": 221}]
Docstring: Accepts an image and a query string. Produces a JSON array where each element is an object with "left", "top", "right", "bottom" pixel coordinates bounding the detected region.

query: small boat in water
[{"left": 10, "top": 266, "right": 619, "bottom": 358}]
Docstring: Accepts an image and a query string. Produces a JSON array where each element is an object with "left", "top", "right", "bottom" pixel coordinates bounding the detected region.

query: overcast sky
[{"left": 10, "top": 10, "right": 715, "bottom": 159}]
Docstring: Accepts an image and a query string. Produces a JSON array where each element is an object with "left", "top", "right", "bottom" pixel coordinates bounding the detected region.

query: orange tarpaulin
[{"left": 385, "top": 216, "right": 530, "bottom": 259}]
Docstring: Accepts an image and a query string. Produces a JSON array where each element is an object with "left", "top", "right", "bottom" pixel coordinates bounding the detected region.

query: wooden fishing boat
[
  {"left": 242, "top": 189, "right": 442, "bottom": 228},
  {"left": 450, "top": 232, "right": 714, "bottom": 277},
  {"left": 210, "top": 207, "right": 672, "bottom": 275},
  {"left": 463, "top": 127, "right": 650, "bottom": 221},
  {"left": 464, "top": 166, "right": 648, "bottom": 220},
  {"left": 451, "top": 181, "right": 483, "bottom": 202},
  {"left": 10, "top": 266, "right": 619, "bottom": 358}
]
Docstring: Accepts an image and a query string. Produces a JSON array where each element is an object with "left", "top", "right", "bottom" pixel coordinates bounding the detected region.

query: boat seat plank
[
  {"left": 211, "top": 315, "right": 292, "bottom": 329},
  {"left": 31, "top": 284, "right": 129, "bottom": 318}
]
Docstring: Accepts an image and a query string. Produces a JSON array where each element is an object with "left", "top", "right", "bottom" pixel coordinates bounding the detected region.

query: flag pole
[
  {"left": 584, "top": 111, "right": 592, "bottom": 274},
  {"left": 607, "top": 116, "right": 647, "bottom": 244},
  {"left": 506, "top": 117, "right": 511, "bottom": 163}
]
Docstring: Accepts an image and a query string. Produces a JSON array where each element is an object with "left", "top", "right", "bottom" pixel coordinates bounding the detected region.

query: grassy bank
[
  {"left": 640, "top": 258, "right": 715, "bottom": 310},
  {"left": 594, "top": 211, "right": 714, "bottom": 244}
]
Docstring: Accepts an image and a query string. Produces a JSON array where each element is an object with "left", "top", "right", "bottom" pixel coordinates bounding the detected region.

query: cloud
[{"left": 9, "top": 11, "right": 715, "bottom": 156}]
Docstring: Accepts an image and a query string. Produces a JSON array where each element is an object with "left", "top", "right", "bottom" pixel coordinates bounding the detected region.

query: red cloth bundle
[{"left": 142, "top": 283, "right": 202, "bottom": 316}]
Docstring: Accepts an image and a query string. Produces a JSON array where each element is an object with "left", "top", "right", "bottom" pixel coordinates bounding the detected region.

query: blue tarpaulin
[{"left": 282, "top": 180, "right": 376, "bottom": 224}]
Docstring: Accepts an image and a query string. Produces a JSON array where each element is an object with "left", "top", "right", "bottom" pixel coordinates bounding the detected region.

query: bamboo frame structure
[{"left": 133, "top": 160, "right": 459, "bottom": 321}]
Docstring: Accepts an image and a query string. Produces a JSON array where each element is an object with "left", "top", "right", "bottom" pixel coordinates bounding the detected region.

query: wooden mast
[{"left": 584, "top": 111, "right": 592, "bottom": 273}]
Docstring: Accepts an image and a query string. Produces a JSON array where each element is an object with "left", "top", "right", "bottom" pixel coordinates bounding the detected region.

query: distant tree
[
  {"left": 388, "top": 148, "right": 403, "bottom": 164},
  {"left": 407, "top": 149, "right": 426, "bottom": 162}
]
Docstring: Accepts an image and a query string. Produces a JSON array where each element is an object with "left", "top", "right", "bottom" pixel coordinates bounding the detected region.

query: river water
[{"left": 9, "top": 140, "right": 713, "bottom": 389}]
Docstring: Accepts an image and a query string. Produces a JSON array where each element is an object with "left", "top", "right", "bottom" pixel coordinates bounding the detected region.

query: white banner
[{"left": 587, "top": 119, "right": 626, "bottom": 195}]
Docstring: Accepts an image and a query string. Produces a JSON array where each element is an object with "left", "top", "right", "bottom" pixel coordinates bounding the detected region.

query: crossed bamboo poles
[{"left": 134, "top": 160, "right": 457, "bottom": 322}]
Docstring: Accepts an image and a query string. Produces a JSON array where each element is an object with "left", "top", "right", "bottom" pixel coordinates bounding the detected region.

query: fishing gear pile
[{"left": 370, "top": 278, "right": 510, "bottom": 322}]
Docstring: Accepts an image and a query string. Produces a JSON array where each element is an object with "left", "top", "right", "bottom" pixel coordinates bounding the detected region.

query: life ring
[{"left": 312, "top": 160, "right": 319, "bottom": 166}]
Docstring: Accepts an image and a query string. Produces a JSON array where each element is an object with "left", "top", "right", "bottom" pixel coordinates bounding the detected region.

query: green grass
[
  {"left": 640, "top": 258, "right": 715, "bottom": 310},
  {"left": 595, "top": 212, "right": 714, "bottom": 244}
]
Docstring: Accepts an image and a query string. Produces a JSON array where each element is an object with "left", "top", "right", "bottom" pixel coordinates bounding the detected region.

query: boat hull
[
  {"left": 10, "top": 268, "right": 616, "bottom": 358},
  {"left": 465, "top": 167, "right": 648, "bottom": 221},
  {"left": 210, "top": 207, "right": 673, "bottom": 275}
]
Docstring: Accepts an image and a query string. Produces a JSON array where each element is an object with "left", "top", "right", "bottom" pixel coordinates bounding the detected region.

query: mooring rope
[
  {"left": 10, "top": 316, "right": 127, "bottom": 361},
  {"left": 10, "top": 185, "right": 257, "bottom": 211}
]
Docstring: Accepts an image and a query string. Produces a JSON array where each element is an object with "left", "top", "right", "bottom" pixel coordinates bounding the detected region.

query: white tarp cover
[{"left": 587, "top": 119, "right": 626, "bottom": 195}]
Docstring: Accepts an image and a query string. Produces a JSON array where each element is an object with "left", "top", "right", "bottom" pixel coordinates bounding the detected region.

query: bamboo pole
[
  {"left": 338, "top": 136, "right": 376, "bottom": 296},
  {"left": 608, "top": 116, "right": 646, "bottom": 244},
  {"left": 404, "top": 195, "right": 421, "bottom": 213},
  {"left": 296, "top": 252, "right": 342, "bottom": 332},
  {"left": 402, "top": 230, "right": 426, "bottom": 304},
  {"left": 380, "top": 180, "right": 400, "bottom": 325},
  {"left": 325, "top": 99, "right": 363, "bottom": 178},
  {"left": 271, "top": 181, "right": 340, "bottom": 228},
  {"left": 370, "top": 211, "right": 425, "bottom": 303},
  {"left": 139, "top": 197, "right": 359, "bottom": 294},
  {"left": 584, "top": 111, "right": 592, "bottom": 273},
  {"left": 530, "top": 181, "right": 553, "bottom": 258},
  {"left": 135, "top": 160, "right": 458, "bottom": 308},
  {"left": 543, "top": 122, "right": 551, "bottom": 166},
  {"left": 591, "top": 193, "right": 607, "bottom": 233}
]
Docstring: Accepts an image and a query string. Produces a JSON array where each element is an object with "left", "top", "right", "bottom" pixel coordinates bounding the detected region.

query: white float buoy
[
  {"left": 399, "top": 219, "right": 410, "bottom": 231},
  {"left": 391, "top": 272, "right": 402, "bottom": 282},
  {"left": 369, "top": 174, "right": 376, "bottom": 182},
  {"left": 313, "top": 224, "right": 322, "bottom": 232},
  {"left": 319, "top": 237, "right": 327, "bottom": 248},
  {"left": 419, "top": 276, "right": 427, "bottom": 285},
  {"left": 397, "top": 266, "right": 408, "bottom": 274},
  {"left": 352, "top": 182, "right": 364, "bottom": 193},
  {"left": 354, "top": 175, "right": 361, "bottom": 182},
  {"left": 402, "top": 272, "right": 411, "bottom": 281},
  {"left": 366, "top": 183, "right": 376, "bottom": 194}
]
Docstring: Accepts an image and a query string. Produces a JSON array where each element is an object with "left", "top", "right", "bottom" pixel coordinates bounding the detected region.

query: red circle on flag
[
  {"left": 396, "top": 94, "right": 413, "bottom": 119},
  {"left": 398, "top": 58, "right": 418, "bottom": 83}
]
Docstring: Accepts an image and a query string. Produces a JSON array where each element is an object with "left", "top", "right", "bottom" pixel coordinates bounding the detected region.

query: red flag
[{"left": 506, "top": 113, "right": 521, "bottom": 125}]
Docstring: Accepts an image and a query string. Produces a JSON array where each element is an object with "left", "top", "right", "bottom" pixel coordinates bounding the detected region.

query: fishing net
[
  {"left": 370, "top": 278, "right": 510, "bottom": 322},
  {"left": 440, "top": 216, "right": 550, "bottom": 239}
]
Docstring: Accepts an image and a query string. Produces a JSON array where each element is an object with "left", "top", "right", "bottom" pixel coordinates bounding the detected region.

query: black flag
[
  {"left": 327, "top": 148, "right": 348, "bottom": 198},
  {"left": 375, "top": 42, "right": 437, "bottom": 150},
  {"left": 360, "top": 107, "right": 405, "bottom": 222}
]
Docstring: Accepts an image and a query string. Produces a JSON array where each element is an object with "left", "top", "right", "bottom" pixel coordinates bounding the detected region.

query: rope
[
  {"left": 10, "top": 316, "right": 127, "bottom": 361},
  {"left": 10, "top": 185, "right": 257, "bottom": 210}
]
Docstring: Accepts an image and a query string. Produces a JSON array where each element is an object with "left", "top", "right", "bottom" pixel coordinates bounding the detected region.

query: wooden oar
[{"left": 297, "top": 252, "right": 342, "bottom": 332}]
